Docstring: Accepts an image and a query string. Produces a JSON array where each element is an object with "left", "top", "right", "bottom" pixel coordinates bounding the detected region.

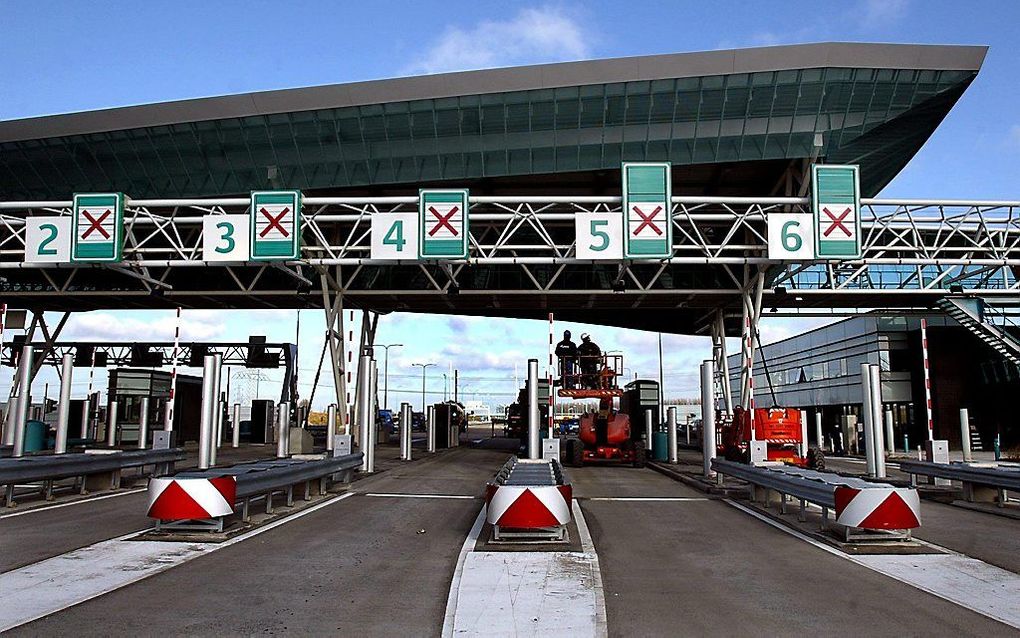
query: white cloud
[
  {"left": 405, "top": 6, "right": 592, "bottom": 75},
  {"left": 860, "top": 0, "right": 909, "bottom": 29},
  {"left": 62, "top": 310, "right": 228, "bottom": 342}
]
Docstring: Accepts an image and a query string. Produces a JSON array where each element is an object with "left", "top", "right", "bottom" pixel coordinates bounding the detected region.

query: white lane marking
[
  {"left": 724, "top": 499, "right": 1020, "bottom": 629},
  {"left": 0, "top": 488, "right": 148, "bottom": 519},
  {"left": 451, "top": 551, "right": 602, "bottom": 637},
  {"left": 573, "top": 499, "right": 608, "bottom": 637},
  {"left": 585, "top": 496, "right": 709, "bottom": 502},
  {"left": 0, "top": 491, "right": 356, "bottom": 631},
  {"left": 364, "top": 493, "right": 479, "bottom": 499},
  {"left": 441, "top": 505, "right": 486, "bottom": 638}
]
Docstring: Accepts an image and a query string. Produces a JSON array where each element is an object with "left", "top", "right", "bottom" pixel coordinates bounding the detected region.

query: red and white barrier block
[
  {"left": 484, "top": 457, "right": 573, "bottom": 541},
  {"left": 147, "top": 476, "right": 237, "bottom": 531},
  {"left": 834, "top": 485, "right": 921, "bottom": 531}
]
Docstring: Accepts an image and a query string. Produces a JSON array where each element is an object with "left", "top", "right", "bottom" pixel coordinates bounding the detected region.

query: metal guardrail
[
  {"left": 170, "top": 453, "right": 364, "bottom": 525},
  {"left": 712, "top": 458, "right": 839, "bottom": 508},
  {"left": 897, "top": 460, "right": 1020, "bottom": 492},
  {"left": 1, "top": 448, "right": 184, "bottom": 506}
]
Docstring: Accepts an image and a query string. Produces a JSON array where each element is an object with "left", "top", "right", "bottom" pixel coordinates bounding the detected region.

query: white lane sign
[
  {"left": 203, "top": 215, "right": 250, "bottom": 262},
  {"left": 371, "top": 212, "right": 419, "bottom": 260},
  {"left": 72, "top": 193, "right": 124, "bottom": 262},
  {"left": 24, "top": 217, "right": 72, "bottom": 263},
  {"left": 767, "top": 212, "right": 815, "bottom": 261},
  {"left": 250, "top": 190, "right": 301, "bottom": 261},
  {"left": 576, "top": 212, "right": 623, "bottom": 260}
]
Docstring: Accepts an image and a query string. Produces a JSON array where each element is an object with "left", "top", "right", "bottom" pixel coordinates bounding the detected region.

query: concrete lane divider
[{"left": 484, "top": 456, "right": 572, "bottom": 541}]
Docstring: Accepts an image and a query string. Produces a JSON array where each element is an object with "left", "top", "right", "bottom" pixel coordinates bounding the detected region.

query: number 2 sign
[
  {"left": 24, "top": 217, "right": 72, "bottom": 263},
  {"left": 575, "top": 212, "right": 623, "bottom": 260},
  {"left": 202, "top": 215, "right": 250, "bottom": 262},
  {"left": 371, "top": 212, "right": 419, "bottom": 260}
]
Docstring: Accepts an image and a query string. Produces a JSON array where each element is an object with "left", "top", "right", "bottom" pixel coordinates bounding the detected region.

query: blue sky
[{"left": 1, "top": 1, "right": 1018, "bottom": 410}]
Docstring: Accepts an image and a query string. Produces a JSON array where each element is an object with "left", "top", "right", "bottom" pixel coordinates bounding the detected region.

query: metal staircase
[{"left": 937, "top": 297, "right": 1020, "bottom": 366}]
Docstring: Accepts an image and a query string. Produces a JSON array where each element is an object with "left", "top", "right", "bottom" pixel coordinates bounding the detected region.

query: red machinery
[
  {"left": 719, "top": 406, "right": 824, "bottom": 469},
  {"left": 560, "top": 353, "right": 649, "bottom": 467}
]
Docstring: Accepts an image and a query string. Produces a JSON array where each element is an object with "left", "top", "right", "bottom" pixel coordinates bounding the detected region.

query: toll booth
[
  {"left": 621, "top": 380, "right": 660, "bottom": 437},
  {"left": 432, "top": 401, "right": 466, "bottom": 448},
  {"left": 107, "top": 369, "right": 202, "bottom": 445}
]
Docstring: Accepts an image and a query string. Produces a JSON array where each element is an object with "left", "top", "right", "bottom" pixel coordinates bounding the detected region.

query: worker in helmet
[
  {"left": 577, "top": 333, "right": 602, "bottom": 389},
  {"left": 554, "top": 330, "right": 579, "bottom": 389}
]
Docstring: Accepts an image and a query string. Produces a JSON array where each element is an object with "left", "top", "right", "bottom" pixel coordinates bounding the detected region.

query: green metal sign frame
[
  {"left": 812, "top": 164, "right": 861, "bottom": 259},
  {"left": 419, "top": 189, "right": 469, "bottom": 259},
  {"left": 71, "top": 192, "right": 125, "bottom": 263},
  {"left": 622, "top": 162, "right": 672, "bottom": 258},
  {"left": 250, "top": 190, "right": 302, "bottom": 261}
]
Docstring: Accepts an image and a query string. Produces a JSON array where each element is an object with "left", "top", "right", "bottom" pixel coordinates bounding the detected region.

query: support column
[
  {"left": 885, "top": 409, "right": 895, "bottom": 457},
  {"left": 54, "top": 353, "right": 73, "bottom": 455},
  {"left": 137, "top": 397, "right": 150, "bottom": 450},
  {"left": 527, "top": 359, "right": 540, "bottom": 460},
  {"left": 401, "top": 402, "right": 412, "bottom": 461},
  {"left": 869, "top": 364, "right": 886, "bottom": 478},
  {"left": 701, "top": 360, "right": 716, "bottom": 478},
  {"left": 667, "top": 406, "right": 678, "bottom": 463},
  {"left": 960, "top": 408, "right": 972, "bottom": 462},
  {"left": 11, "top": 345, "right": 33, "bottom": 457},
  {"left": 367, "top": 359, "right": 377, "bottom": 472},
  {"left": 232, "top": 403, "right": 241, "bottom": 448},
  {"left": 799, "top": 409, "right": 809, "bottom": 458},
  {"left": 198, "top": 354, "right": 216, "bottom": 470},
  {"left": 715, "top": 310, "right": 733, "bottom": 415}
]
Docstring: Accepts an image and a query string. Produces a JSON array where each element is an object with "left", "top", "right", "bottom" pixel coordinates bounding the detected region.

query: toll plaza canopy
[{"left": 0, "top": 42, "right": 1002, "bottom": 335}]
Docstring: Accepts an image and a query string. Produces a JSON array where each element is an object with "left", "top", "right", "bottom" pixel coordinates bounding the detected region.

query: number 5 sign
[
  {"left": 767, "top": 212, "right": 815, "bottom": 260},
  {"left": 203, "top": 215, "right": 250, "bottom": 262},
  {"left": 575, "top": 213, "right": 623, "bottom": 260},
  {"left": 371, "top": 212, "right": 419, "bottom": 260}
]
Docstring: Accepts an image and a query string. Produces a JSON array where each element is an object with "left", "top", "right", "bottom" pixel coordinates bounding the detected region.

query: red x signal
[
  {"left": 632, "top": 205, "right": 663, "bottom": 236},
  {"left": 259, "top": 207, "right": 290, "bottom": 238},
  {"left": 81, "top": 210, "right": 111, "bottom": 239},
  {"left": 822, "top": 207, "right": 852, "bottom": 238},
  {"left": 428, "top": 205, "right": 459, "bottom": 237}
]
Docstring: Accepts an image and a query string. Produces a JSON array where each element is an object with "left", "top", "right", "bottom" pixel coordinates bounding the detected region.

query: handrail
[
  {"left": 897, "top": 460, "right": 1020, "bottom": 491},
  {"left": 174, "top": 453, "right": 364, "bottom": 500},
  {"left": 0, "top": 448, "right": 184, "bottom": 484}
]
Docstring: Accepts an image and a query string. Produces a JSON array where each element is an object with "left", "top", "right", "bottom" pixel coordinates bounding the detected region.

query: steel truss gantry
[{"left": 0, "top": 195, "right": 1016, "bottom": 301}]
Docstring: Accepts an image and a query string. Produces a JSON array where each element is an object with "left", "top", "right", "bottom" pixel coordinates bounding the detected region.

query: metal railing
[
  {"left": 897, "top": 460, "right": 1020, "bottom": 493},
  {"left": 0, "top": 447, "right": 184, "bottom": 506}
]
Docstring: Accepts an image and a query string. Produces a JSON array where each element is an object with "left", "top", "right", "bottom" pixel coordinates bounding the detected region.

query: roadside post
[
  {"left": 358, "top": 354, "right": 372, "bottom": 471},
  {"left": 870, "top": 364, "right": 886, "bottom": 478},
  {"left": 815, "top": 412, "right": 824, "bottom": 452},
  {"left": 645, "top": 408, "right": 653, "bottom": 452},
  {"left": 326, "top": 404, "right": 336, "bottom": 452},
  {"left": 527, "top": 359, "right": 540, "bottom": 460},
  {"left": 199, "top": 354, "right": 216, "bottom": 469},
  {"left": 885, "top": 409, "right": 895, "bottom": 455},
  {"left": 861, "top": 363, "right": 876, "bottom": 477},
  {"left": 54, "top": 353, "right": 73, "bottom": 454},
  {"left": 960, "top": 408, "right": 972, "bottom": 462},
  {"left": 11, "top": 345, "right": 33, "bottom": 458},
  {"left": 106, "top": 398, "right": 118, "bottom": 447},
  {"left": 277, "top": 402, "right": 290, "bottom": 459},
  {"left": 232, "top": 403, "right": 241, "bottom": 448},
  {"left": 667, "top": 406, "right": 678, "bottom": 463},
  {"left": 137, "top": 397, "right": 150, "bottom": 450},
  {"left": 700, "top": 360, "right": 716, "bottom": 479},
  {"left": 427, "top": 405, "right": 436, "bottom": 453}
]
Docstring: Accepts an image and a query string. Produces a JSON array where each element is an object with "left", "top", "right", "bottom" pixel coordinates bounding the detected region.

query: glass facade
[{"left": 0, "top": 67, "right": 975, "bottom": 200}]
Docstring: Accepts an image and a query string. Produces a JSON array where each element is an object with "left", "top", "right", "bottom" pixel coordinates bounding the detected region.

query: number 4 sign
[{"left": 371, "top": 212, "right": 419, "bottom": 260}]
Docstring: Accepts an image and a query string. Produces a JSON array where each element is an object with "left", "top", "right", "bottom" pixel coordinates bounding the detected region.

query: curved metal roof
[{"left": 0, "top": 42, "right": 986, "bottom": 200}]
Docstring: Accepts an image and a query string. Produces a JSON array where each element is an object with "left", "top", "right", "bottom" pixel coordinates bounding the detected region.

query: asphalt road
[
  {"left": 11, "top": 448, "right": 507, "bottom": 637},
  {"left": 5, "top": 444, "right": 1017, "bottom": 636},
  {"left": 569, "top": 464, "right": 1013, "bottom": 637}
]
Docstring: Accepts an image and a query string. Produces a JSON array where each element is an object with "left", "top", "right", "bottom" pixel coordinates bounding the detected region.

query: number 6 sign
[{"left": 575, "top": 212, "right": 623, "bottom": 260}]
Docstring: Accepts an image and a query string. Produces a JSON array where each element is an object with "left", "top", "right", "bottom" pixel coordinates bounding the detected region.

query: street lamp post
[
  {"left": 412, "top": 363, "right": 437, "bottom": 414},
  {"left": 372, "top": 343, "right": 403, "bottom": 410}
]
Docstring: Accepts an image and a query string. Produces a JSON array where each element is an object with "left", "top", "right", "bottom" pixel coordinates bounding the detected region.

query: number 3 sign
[
  {"left": 575, "top": 212, "right": 623, "bottom": 260},
  {"left": 202, "top": 215, "right": 250, "bottom": 262}
]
